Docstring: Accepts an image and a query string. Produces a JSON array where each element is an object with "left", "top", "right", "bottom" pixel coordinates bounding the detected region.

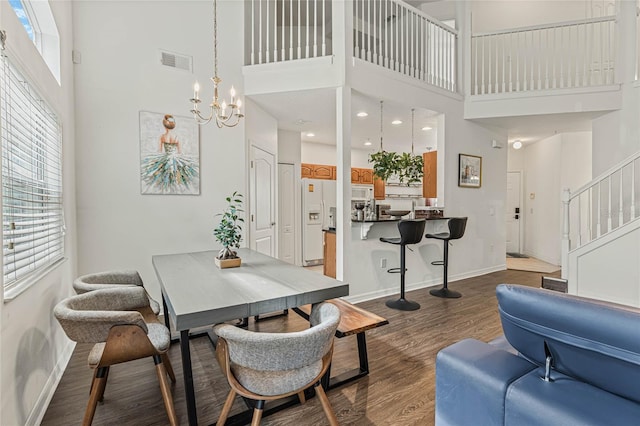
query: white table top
[{"left": 153, "top": 248, "right": 350, "bottom": 331}]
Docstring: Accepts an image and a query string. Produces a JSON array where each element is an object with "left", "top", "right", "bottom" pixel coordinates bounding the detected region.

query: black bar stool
[
  {"left": 426, "top": 217, "right": 468, "bottom": 298},
  {"left": 380, "top": 219, "right": 426, "bottom": 311}
]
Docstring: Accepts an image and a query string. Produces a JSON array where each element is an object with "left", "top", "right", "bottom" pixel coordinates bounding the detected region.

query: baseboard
[
  {"left": 25, "top": 340, "right": 76, "bottom": 426},
  {"left": 345, "top": 264, "right": 506, "bottom": 304}
]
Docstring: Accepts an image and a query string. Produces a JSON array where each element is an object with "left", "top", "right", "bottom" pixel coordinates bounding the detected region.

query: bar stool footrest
[
  {"left": 431, "top": 260, "right": 445, "bottom": 266},
  {"left": 387, "top": 267, "right": 405, "bottom": 274}
]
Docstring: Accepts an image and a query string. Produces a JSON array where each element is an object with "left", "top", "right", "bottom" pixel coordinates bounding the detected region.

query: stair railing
[{"left": 561, "top": 151, "right": 640, "bottom": 276}]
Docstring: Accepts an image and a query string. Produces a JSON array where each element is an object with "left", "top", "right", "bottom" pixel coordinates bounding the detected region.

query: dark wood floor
[{"left": 42, "top": 269, "right": 557, "bottom": 426}]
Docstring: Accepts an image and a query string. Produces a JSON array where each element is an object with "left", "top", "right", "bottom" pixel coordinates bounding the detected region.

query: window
[
  {"left": 1, "top": 53, "right": 64, "bottom": 298},
  {"left": 8, "top": 0, "right": 36, "bottom": 44},
  {"left": 7, "top": 0, "right": 61, "bottom": 83}
]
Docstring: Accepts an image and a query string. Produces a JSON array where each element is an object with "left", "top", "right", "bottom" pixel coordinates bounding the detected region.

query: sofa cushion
[
  {"left": 435, "top": 338, "right": 536, "bottom": 426},
  {"left": 497, "top": 284, "right": 640, "bottom": 403},
  {"left": 505, "top": 369, "right": 640, "bottom": 425}
]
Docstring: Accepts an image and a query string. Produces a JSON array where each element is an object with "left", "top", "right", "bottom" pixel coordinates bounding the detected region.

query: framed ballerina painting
[{"left": 139, "top": 111, "right": 200, "bottom": 195}]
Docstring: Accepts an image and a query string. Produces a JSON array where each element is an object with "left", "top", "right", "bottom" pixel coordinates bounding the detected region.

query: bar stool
[
  {"left": 380, "top": 219, "right": 426, "bottom": 311},
  {"left": 426, "top": 217, "right": 468, "bottom": 298}
]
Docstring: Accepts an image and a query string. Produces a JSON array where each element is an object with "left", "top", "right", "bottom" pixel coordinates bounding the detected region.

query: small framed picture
[{"left": 458, "top": 154, "right": 482, "bottom": 188}]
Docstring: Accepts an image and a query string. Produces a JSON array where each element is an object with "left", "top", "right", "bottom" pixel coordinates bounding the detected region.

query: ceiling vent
[{"left": 160, "top": 50, "right": 192, "bottom": 72}]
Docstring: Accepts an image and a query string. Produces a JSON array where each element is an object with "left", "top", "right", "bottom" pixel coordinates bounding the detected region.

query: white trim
[
  {"left": 468, "top": 84, "right": 621, "bottom": 102},
  {"left": 24, "top": 339, "right": 75, "bottom": 426},
  {"left": 3, "top": 257, "right": 67, "bottom": 302},
  {"left": 344, "top": 264, "right": 505, "bottom": 304}
]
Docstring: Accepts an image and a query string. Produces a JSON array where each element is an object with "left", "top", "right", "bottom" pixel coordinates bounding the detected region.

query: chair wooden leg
[
  {"left": 217, "top": 389, "right": 236, "bottom": 425},
  {"left": 251, "top": 400, "right": 265, "bottom": 426},
  {"left": 83, "top": 367, "right": 108, "bottom": 426},
  {"left": 298, "top": 391, "right": 306, "bottom": 404},
  {"left": 97, "top": 366, "right": 109, "bottom": 402},
  {"left": 315, "top": 383, "right": 339, "bottom": 426},
  {"left": 161, "top": 353, "right": 176, "bottom": 383},
  {"left": 154, "top": 355, "right": 179, "bottom": 426}
]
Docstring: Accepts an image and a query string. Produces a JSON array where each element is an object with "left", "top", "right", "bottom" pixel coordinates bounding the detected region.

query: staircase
[{"left": 562, "top": 151, "right": 640, "bottom": 306}]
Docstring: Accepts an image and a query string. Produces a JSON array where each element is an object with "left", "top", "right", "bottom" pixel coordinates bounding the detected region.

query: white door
[
  {"left": 278, "top": 163, "right": 295, "bottom": 264},
  {"left": 506, "top": 171, "right": 522, "bottom": 254},
  {"left": 250, "top": 145, "right": 276, "bottom": 257}
]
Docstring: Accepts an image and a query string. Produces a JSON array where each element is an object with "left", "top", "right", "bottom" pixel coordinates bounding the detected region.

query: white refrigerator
[{"left": 302, "top": 178, "right": 336, "bottom": 266}]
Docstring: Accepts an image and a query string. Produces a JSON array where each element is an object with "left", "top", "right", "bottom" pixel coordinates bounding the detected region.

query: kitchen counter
[{"left": 351, "top": 216, "right": 450, "bottom": 239}]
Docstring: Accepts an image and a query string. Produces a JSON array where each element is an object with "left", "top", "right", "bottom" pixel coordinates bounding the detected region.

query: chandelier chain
[
  {"left": 379, "top": 100, "right": 384, "bottom": 152},
  {"left": 411, "top": 108, "right": 415, "bottom": 155}
]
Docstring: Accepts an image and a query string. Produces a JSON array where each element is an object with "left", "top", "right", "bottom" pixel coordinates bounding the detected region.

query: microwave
[{"left": 352, "top": 184, "right": 373, "bottom": 201}]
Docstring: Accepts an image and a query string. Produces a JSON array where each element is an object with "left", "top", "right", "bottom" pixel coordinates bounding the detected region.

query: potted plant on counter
[{"left": 214, "top": 191, "right": 244, "bottom": 269}]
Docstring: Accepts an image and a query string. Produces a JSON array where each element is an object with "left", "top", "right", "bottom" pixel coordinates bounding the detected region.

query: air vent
[{"left": 160, "top": 50, "right": 193, "bottom": 72}]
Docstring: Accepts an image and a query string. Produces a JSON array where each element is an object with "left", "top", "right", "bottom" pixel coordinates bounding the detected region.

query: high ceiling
[
  {"left": 249, "top": 88, "right": 441, "bottom": 154},
  {"left": 249, "top": 86, "right": 598, "bottom": 153}
]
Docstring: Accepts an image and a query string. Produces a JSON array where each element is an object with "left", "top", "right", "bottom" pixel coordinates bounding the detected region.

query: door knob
[{"left": 271, "top": 222, "right": 276, "bottom": 226}]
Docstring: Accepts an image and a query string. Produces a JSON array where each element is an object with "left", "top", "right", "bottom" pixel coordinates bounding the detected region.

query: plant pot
[{"left": 215, "top": 256, "right": 241, "bottom": 269}]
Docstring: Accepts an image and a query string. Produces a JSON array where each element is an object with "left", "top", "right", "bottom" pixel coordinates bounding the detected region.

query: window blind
[{"left": 1, "top": 52, "right": 64, "bottom": 293}]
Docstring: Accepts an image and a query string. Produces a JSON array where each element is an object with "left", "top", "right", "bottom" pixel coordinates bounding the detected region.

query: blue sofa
[{"left": 435, "top": 284, "right": 640, "bottom": 425}]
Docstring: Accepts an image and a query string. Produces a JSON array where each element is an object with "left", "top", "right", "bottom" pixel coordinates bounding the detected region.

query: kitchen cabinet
[
  {"left": 423, "top": 151, "right": 437, "bottom": 198},
  {"left": 373, "top": 176, "right": 385, "bottom": 200},
  {"left": 351, "top": 167, "right": 375, "bottom": 184},
  {"left": 301, "top": 163, "right": 334, "bottom": 180},
  {"left": 323, "top": 230, "right": 336, "bottom": 278}
]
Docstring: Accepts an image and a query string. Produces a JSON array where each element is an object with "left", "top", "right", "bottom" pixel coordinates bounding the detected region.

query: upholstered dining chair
[
  {"left": 214, "top": 302, "right": 341, "bottom": 426},
  {"left": 73, "top": 270, "right": 161, "bottom": 316},
  {"left": 54, "top": 287, "right": 178, "bottom": 426}
]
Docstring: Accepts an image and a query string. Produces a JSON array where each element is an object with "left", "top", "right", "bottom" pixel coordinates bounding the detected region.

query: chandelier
[{"left": 190, "top": 0, "right": 244, "bottom": 128}]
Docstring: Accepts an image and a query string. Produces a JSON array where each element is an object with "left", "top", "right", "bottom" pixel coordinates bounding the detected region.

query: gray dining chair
[
  {"left": 73, "top": 270, "right": 161, "bottom": 316},
  {"left": 54, "top": 286, "right": 178, "bottom": 426},
  {"left": 214, "top": 302, "right": 341, "bottom": 426}
]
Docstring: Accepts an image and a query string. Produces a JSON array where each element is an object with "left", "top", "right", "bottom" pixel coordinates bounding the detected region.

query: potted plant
[
  {"left": 213, "top": 191, "right": 244, "bottom": 269},
  {"left": 369, "top": 150, "right": 401, "bottom": 182},
  {"left": 397, "top": 153, "right": 424, "bottom": 186}
]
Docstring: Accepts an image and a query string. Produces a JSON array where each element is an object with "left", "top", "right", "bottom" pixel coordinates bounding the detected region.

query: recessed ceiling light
[
  {"left": 357, "top": 111, "right": 368, "bottom": 117},
  {"left": 422, "top": 126, "right": 432, "bottom": 131},
  {"left": 512, "top": 140, "right": 523, "bottom": 150},
  {"left": 307, "top": 133, "right": 315, "bottom": 137},
  {"left": 364, "top": 139, "right": 372, "bottom": 146},
  {"left": 391, "top": 120, "right": 402, "bottom": 125}
]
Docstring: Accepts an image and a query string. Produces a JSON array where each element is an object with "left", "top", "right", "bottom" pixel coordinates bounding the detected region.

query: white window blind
[{"left": 1, "top": 52, "right": 64, "bottom": 294}]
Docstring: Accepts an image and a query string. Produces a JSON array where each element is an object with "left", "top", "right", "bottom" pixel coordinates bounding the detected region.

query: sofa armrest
[{"left": 435, "top": 338, "right": 536, "bottom": 426}]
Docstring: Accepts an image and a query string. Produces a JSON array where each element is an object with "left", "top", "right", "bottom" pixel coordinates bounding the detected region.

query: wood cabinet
[
  {"left": 351, "top": 167, "right": 375, "bottom": 184},
  {"left": 373, "top": 176, "right": 385, "bottom": 200},
  {"left": 323, "top": 231, "right": 336, "bottom": 278},
  {"left": 423, "top": 151, "right": 437, "bottom": 198},
  {"left": 301, "top": 163, "right": 335, "bottom": 180}
]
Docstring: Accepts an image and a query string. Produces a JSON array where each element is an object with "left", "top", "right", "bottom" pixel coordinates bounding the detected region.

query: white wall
[
  {"left": 0, "top": 2, "right": 77, "bottom": 425},
  {"left": 301, "top": 141, "right": 374, "bottom": 168},
  {"left": 73, "top": 0, "right": 246, "bottom": 305},
  {"left": 471, "top": 0, "right": 589, "bottom": 33},
  {"left": 519, "top": 132, "right": 591, "bottom": 265}
]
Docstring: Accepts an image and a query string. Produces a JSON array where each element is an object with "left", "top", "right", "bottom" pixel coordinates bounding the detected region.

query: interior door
[
  {"left": 250, "top": 145, "right": 276, "bottom": 257},
  {"left": 278, "top": 163, "right": 295, "bottom": 264},
  {"left": 506, "top": 171, "right": 522, "bottom": 254}
]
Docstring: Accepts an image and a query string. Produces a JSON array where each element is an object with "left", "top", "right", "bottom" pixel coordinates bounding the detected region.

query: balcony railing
[
  {"left": 247, "top": 0, "right": 332, "bottom": 65},
  {"left": 353, "top": 0, "right": 457, "bottom": 92},
  {"left": 472, "top": 16, "right": 616, "bottom": 95},
  {"left": 245, "top": 0, "right": 458, "bottom": 93}
]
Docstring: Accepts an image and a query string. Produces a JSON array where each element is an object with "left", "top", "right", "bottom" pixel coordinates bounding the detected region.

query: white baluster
[
  {"left": 259, "top": 0, "right": 263, "bottom": 64},
  {"left": 251, "top": 0, "right": 255, "bottom": 65},
  {"left": 508, "top": 32, "right": 513, "bottom": 92},
  {"left": 281, "top": 0, "right": 285, "bottom": 60},
  {"left": 607, "top": 177, "right": 612, "bottom": 233},
  {"left": 401, "top": 4, "right": 405, "bottom": 74},
  {"left": 481, "top": 36, "right": 485, "bottom": 94},
  {"left": 266, "top": 0, "right": 270, "bottom": 63},
  {"left": 537, "top": 30, "right": 541, "bottom": 89},
  {"left": 322, "top": 0, "right": 325, "bottom": 56},
  {"left": 297, "top": 0, "right": 301, "bottom": 59},
  {"left": 313, "top": 0, "right": 317, "bottom": 57},
  {"left": 305, "top": 0, "right": 309, "bottom": 58},
  {"left": 545, "top": 28, "right": 549, "bottom": 89},
  {"left": 631, "top": 160, "right": 636, "bottom": 220},
  {"left": 619, "top": 168, "right": 624, "bottom": 226},
  {"left": 273, "top": 0, "right": 278, "bottom": 62},
  {"left": 385, "top": 0, "right": 389, "bottom": 68},
  {"left": 290, "top": 0, "right": 294, "bottom": 60}
]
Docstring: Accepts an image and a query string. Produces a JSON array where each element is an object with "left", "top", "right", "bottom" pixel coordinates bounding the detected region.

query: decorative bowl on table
[{"left": 387, "top": 210, "right": 411, "bottom": 219}]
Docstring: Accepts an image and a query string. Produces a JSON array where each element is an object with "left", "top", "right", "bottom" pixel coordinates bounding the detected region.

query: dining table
[{"left": 152, "top": 248, "right": 350, "bottom": 426}]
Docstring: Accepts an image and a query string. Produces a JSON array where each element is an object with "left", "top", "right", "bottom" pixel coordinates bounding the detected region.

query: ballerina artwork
[{"left": 140, "top": 111, "right": 200, "bottom": 195}]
